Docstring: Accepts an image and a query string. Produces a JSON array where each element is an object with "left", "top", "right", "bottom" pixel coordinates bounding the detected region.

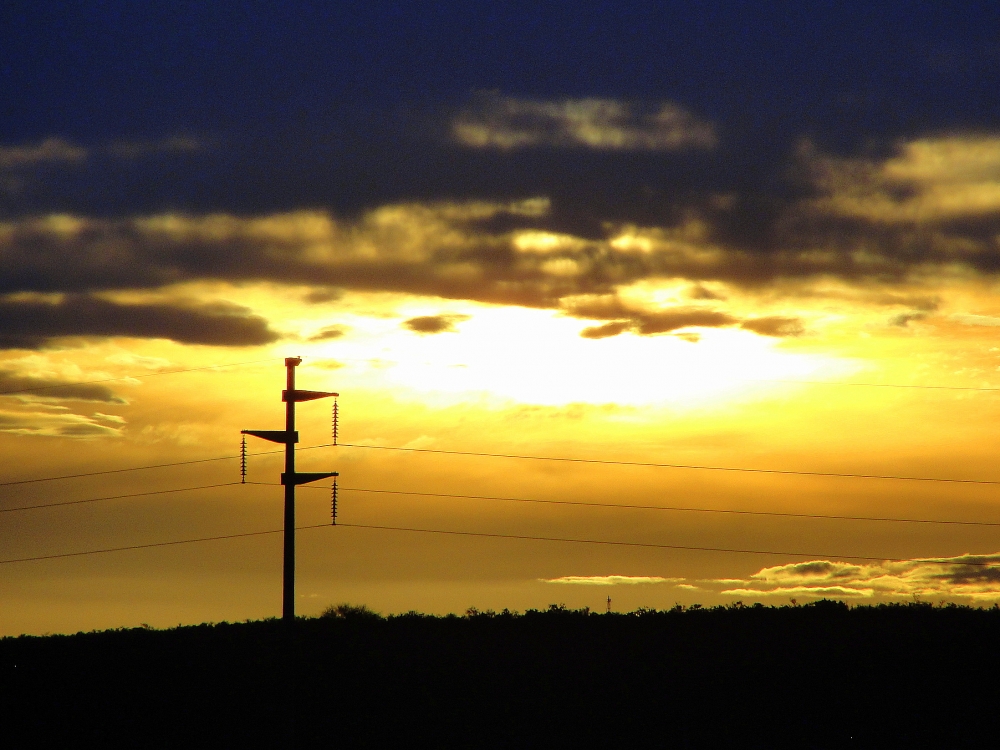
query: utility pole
[{"left": 243, "top": 357, "right": 338, "bottom": 621}]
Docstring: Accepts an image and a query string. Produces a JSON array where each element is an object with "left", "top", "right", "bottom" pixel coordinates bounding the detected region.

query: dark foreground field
[{"left": 2, "top": 601, "right": 998, "bottom": 748}]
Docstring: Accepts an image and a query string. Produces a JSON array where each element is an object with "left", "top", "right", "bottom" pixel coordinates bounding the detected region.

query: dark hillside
[{"left": 2, "top": 601, "right": 998, "bottom": 748}]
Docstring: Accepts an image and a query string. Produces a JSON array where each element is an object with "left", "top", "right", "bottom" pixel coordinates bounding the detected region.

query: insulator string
[
  {"left": 332, "top": 399, "right": 339, "bottom": 446},
  {"left": 331, "top": 477, "right": 338, "bottom": 525},
  {"left": 240, "top": 435, "right": 247, "bottom": 483}
]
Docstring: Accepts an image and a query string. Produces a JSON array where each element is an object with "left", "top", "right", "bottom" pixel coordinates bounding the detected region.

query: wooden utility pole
[{"left": 243, "top": 357, "right": 338, "bottom": 620}]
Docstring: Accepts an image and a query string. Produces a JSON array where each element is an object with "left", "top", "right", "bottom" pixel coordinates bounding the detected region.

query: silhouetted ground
[{"left": 2, "top": 601, "right": 998, "bottom": 748}]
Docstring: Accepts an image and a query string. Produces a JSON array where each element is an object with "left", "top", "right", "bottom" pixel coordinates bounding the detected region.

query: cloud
[
  {"left": 2, "top": 161, "right": 1000, "bottom": 335},
  {"left": 566, "top": 296, "right": 804, "bottom": 339},
  {"left": 807, "top": 136, "right": 1000, "bottom": 222},
  {"left": 0, "top": 409, "right": 123, "bottom": 438},
  {"left": 952, "top": 314, "right": 1000, "bottom": 328},
  {"left": 580, "top": 321, "right": 633, "bottom": 340},
  {"left": 402, "top": 314, "right": 470, "bottom": 334},
  {"left": 308, "top": 325, "right": 347, "bottom": 341},
  {"left": 711, "top": 553, "right": 1000, "bottom": 602},
  {"left": 0, "top": 369, "right": 125, "bottom": 402},
  {"left": 453, "top": 94, "right": 716, "bottom": 151},
  {"left": 0, "top": 295, "right": 280, "bottom": 350},
  {"left": 542, "top": 575, "right": 682, "bottom": 585},
  {"left": 92, "top": 412, "right": 126, "bottom": 424},
  {"left": 739, "top": 316, "right": 805, "bottom": 337},
  {"left": 0, "top": 138, "right": 87, "bottom": 169}
]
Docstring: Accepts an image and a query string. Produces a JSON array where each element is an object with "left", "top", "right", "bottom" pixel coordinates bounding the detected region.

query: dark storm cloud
[
  {"left": 0, "top": 295, "right": 280, "bottom": 350},
  {"left": 403, "top": 315, "right": 469, "bottom": 334}
]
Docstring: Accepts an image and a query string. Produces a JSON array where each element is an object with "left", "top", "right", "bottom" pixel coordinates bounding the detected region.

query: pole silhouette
[{"left": 243, "top": 357, "right": 338, "bottom": 620}]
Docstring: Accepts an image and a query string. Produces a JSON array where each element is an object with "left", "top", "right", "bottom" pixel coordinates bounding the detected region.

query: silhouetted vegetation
[{"left": 3, "top": 601, "right": 999, "bottom": 748}]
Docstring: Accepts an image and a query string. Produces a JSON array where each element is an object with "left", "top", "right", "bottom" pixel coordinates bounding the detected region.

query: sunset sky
[{"left": 4, "top": 2, "right": 1000, "bottom": 634}]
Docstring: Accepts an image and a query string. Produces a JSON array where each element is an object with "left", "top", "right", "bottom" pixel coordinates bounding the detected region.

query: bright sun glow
[{"left": 303, "top": 305, "right": 855, "bottom": 409}]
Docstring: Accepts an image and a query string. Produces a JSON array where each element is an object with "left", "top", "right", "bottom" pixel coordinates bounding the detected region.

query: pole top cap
[{"left": 285, "top": 357, "right": 303, "bottom": 367}]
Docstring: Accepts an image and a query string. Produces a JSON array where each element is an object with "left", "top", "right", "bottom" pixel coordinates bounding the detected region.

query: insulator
[
  {"left": 332, "top": 399, "right": 339, "bottom": 446},
  {"left": 331, "top": 478, "right": 338, "bottom": 525},
  {"left": 240, "top": 435, "right": 247, "bottom": 483}
]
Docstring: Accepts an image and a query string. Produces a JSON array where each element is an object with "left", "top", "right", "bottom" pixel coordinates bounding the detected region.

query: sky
[{"left": 4, "top": 1, "right": 1000, "bottom": 634}]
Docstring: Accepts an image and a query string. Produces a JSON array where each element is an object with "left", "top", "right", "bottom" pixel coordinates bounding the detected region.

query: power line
[
  {"left": 6, "top": 474, "right": 996, "bottom": 531},
  {"left": 0, "top": 482, "right": 240, "bottom": 513},
  {"left": 7, "top": 436, "right": 1000, "bottom": 489},
  {"left": 281, "top": 482, "right": 1000, "bottom": 529},
  {"left": 0, "top": 526, "right": 313, "bottom": 565},
  {"left": 336, "top": 443, "right": 1000, "bottom": 486},
  {"left": 0, "top": 447, "right": 286, "bottom": 487},
  {"left": 0, "top": 440, "right": 343, "bottom": 487},
  {"left": 2, "top": 519, "right": 997, "bottom": 568},
  {"left": 334, "top": 522, "right": 999, "bottom": 566},
  {"left": 0, "top": 357, "right": 275, "bottom": 397}
]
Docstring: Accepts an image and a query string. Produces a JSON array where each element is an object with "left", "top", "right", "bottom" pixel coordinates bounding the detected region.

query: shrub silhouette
[{"left": 3, "top": 601, "right": 1000, "bottom": 748}]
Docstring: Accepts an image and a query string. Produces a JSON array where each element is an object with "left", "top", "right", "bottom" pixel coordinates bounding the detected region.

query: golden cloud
[
  {"left": 542, "top": 575, "right": 683, "bottom": 585},
  {"left": 806, "top": 135, "right": 1000, "bottom": 222},
  {"left": 714, "top": 554, "right": 1000, "bottom": 602},
  {"left": 453, "top": 94, "right": 716, "bottom": 151},
  {"left": 0, "top": 408, "right": 124, "bottom": 438}
]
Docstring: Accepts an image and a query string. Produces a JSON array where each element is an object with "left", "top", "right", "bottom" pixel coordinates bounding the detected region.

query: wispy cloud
[
  {"left": 0, "top": 409, "right": 124, "bottom": 438},
  {"left": 0, "top": 138, "right": 87, "bottom": 169},
  {"left": 567, "top": 295, "right": 804, "bottom": 339},
  {"left": 542, "top": 575, "right": 683, "bottom": 585},
  {"left": 453, "top": 94, "right": 716, "bottom": 151}
]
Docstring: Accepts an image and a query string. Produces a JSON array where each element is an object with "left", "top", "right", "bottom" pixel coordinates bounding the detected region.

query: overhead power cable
[
  {"left": 1, "top": 520, "right": 997, "bottom": 568},
  {"left": 5, "top": 475, "right": 996, "bottom": 531},
  {"left": 336, "top": 443, "right": 1000, "bottom": 486},
  {"left": 334, "top": 522, "right": 999, "bottom": 566},
  {"left": 280, "top": 482, "right": 1000, "bottom": 529},
  {"left": 0, "top": 526, "right": 306, "bottom": 565},
  {"left": 0, "top": 357, "right": 275, "bottom": 397},
  {"left": 7, "top": 437, "right": 1000, "bottom": 489},
  {"left": 0, "top": 482, "right": 241, "bottom": 514},
  {"left": 0, "top": 446, "right": 285, "bottom": 487}
]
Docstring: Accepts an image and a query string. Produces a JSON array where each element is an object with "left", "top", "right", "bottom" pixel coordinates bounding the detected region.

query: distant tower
[{"left": 607, "top": 595, "right": 612, "bottom": 614}]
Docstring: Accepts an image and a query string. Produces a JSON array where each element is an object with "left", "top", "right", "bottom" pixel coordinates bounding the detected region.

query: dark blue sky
[
  {"left": 2, "top": 1, "right": 999, "bottom": 224},
  {"left": 4, "top": 2, "right": 998, "bottom": 136}
]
